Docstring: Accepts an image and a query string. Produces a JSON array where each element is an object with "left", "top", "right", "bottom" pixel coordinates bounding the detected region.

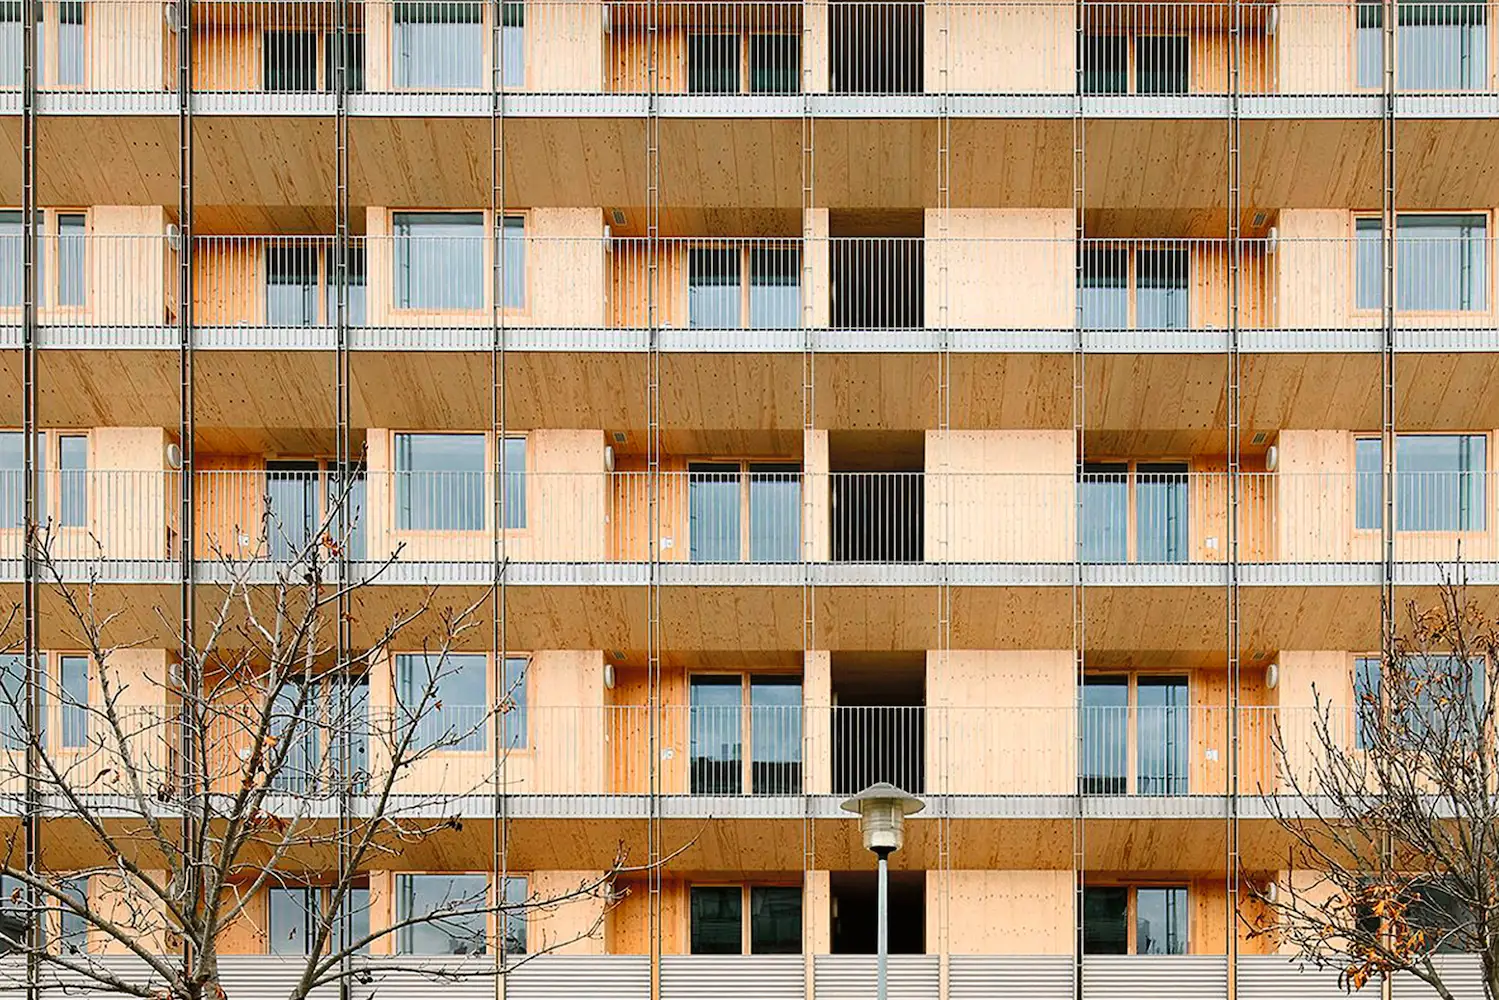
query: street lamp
[{"left": 840, "top": 782, "right": 924, "bottom": 1000}]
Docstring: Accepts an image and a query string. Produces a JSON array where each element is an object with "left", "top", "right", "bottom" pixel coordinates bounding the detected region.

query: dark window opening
[
  {"left": 751, "top": 32, "right": 800, "bottom": 93},
  {"left": 830, "top": 237, "right": 924, "bottom": 329},
  {"left": 263, "top": 31, "right": 318, "bottom": 92},
  {"left": 831, "top": 652, "right": 924, "bottom": 796},
  {"left": 1081, "top": 34, "right": 1128, "bottom": 93},
  {"left": 688, "top": 32, "right": 740, "bottom": 93},
  {"left": 830, "top": 871, "right": 925, "bottom": 954},
  {"left": 830, "top": 1, "right": 923, "bottom": 93},
  {"left": 1135, "top": 35, "right": 1189, "bottom": 93}
]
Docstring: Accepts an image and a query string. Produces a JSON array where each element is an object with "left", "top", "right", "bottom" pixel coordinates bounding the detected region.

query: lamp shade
[{"left": 840, "top": 782, "right": 925, "bottom": 854}]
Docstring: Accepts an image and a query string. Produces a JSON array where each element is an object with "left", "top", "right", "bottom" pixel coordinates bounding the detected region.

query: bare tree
[
  {"left": 0, "top": 474, "right": 638, "bottom": 1000},
  {"left": 1254, "top": 572, "right": 1499, "bottom": 1000}
]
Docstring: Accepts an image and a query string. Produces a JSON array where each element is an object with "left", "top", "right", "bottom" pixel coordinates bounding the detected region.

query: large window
[
  {"left": 689, "top": 32, "right": 740, "bottom": 93},
  {"left": 394, "top": 432, "right": 486, "bottom": 531},
  {"left": 1084, "top": 885, "right": 1188, "bottom": 954},
  {"left": 0, "top": 432, "right": 83, "bottom": 531},
  {"left": 1355, "top": 434, "right": 1487, "bottom": 531},
  {"left": 0, "top": 211, "right": 88, "bottom": 309},
  {"left": 1078, "top": 461, "right": 1189, "bottom": 563},
  {"left": 1079, "top": 245, "right": 1188, "bottom": 329},
  {"left": 689, "top": 674, "right": 803, "bottom": 795},
  {"left": 690, "top": 885, "right": 801, "bottom": 954},
  {"left": 393, "top": 212, "right": 484, "bottom": 310},
  {"left": 264, "top": 31, "right": 318, "bottom": 92},
  {"left": 688, "top": 461, "right": 800, "bottom": 562},
  {"left": 270, "top": 885, "right": 369, "bottom": 955},
  {"left": 394, "top": 2, "right": 483, "bottom": 89},
  {"left": 396, "top": 652, "right": 493, "bottom": 752},
  {"left": 1080, "top": 33, "right": 1188, "bottom": 94},
  {"left": 688, "top": 244, "right": 802, "bottom": 329},
  {"left": 501, "top": 2, "right": 524, "bottom": 88},
  {"left": 1357, "top": 2, "right": 1487, "bottom": 89},
  {"left": 1081, "top": 674, "right": 1190, "bottom": 796},
  {"left": 395, "top": 874, "right": 488, "bottom": 955},
  {"left": 1354, "top": 654, "right": 1486, "bottom": 748},
  {"left": 1356, "top": 214, "right": 1488, "bottom": 312},
  {"left": 1, "top": 3, "right": 84, "bottom": 88}
]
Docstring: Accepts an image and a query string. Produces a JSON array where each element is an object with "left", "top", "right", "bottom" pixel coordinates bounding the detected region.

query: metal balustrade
[
  {"left": 5, "top": 0, "right": 1499, "bottom": 99},
  {"left": 17, "top": 233, "right": 1499, "bottom": 342},
  {"left": 1, "top": 703, "right": 1357, "bottom": 800},
  {"left": 15, "top": 468, "right": 1499, "bottom": 569}
]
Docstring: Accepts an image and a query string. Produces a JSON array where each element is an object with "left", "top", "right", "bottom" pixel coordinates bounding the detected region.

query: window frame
[
  {"left": 392, "top": 872, "right": 493, "bottom": 956},
  {"left": 1079, "top": 31, "right": 1190, "bottom": 95},
  {"left": 1352, "top": 431, "right": 1490, "bottom": 533},
  {"left": 685, "top": 458, "right": 802, "bottom": 563},
  {"left": 687, "top": 671, "right": 804, "bottom": 795},
  {"left": 263, "top": 241, "right": 369, "bottom": 327},
  {"left": 1352, "top": 211, "right": 1492, "bottom": 314},
  {"left": 1077, "top": 458, "right": 1194, "bottom": 563},
  {"left": 389, "top": 209, "right": 528, "bottom": 315},
  {"left": 392, "top": 651, "right": 531, "bottom": 753},
  {"left": 0, "top": 429, "right": 91, "bottom": 533},
  {"left": 1080, "top": 671, "right": 1193, "bottom": 796},
  {"left": 1351, "top": 651, "right": 1489, "bottom": 750},
  {"left": 687, "top": 882, "right": 802, "bottom": 955},
  {"left": 0, "top": 208, "right": 91, "bottom": 312},
  {"left": 390, "top": 431, "right": 528, "bottom": 533},
  {"left": 685, "top": 241, "right": 803, "bottom": 330},
  {"left": 1354, "top": 1, "right": 1490, "bottom": 91},
  {"left": 1082, "top": 882, "right": 1191, "bottom": 955},
  {"left": 1078, "top": 241, "right": 1191, "bottom": 330}
]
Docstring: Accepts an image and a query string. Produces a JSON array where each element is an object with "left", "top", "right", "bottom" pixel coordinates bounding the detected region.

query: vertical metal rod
[
  {"left": 645, "top": 0, "right": 663, "bottom": 989},
  {"left": 876, "top": 852, "right": 889, "bottom": 1000},
  {"left": 1070, "top": 0, "right": 1088, "bottom": 988},
  {"left": 1380, "top": 0, "right": 1398, "bottom": 663},
  {"left": 19, "top": 0, "right": 39, "bottom": 988},
  {"left": 1226, "top": 0, "right": 1244, "bottom": 989},
  {"left": 799, "top": 6, "right": 818, "bottom": 986}
]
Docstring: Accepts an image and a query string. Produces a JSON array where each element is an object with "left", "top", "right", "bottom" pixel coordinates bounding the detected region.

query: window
[
  {"left": 394, "top": 2, "right": 483, "bottom": 89},
  {"left": 323, "top": 246, "right": 368, "bottom": 327},
  {"left": 57, "top": 434, "right": 84, "bottom": 528},
  {"left": 268, "top": 887, "right": 314, "bottom": 955},
  {"left": 0, "top": 5, "right": 19, "bottom": 88},
  {"left": 502, "top": 436, "right": 526, "bottom": 529},
  {"left": 750, "top": 33, "right": 799, "bottom": 94},
  {"left": 1354, "top": 654, "right": 1486, "bottom": 748},
  {"left": 1135, "top": 35, "right": 1188, "bottom": 94},
  {"left": 0, "top": 432, "right": 45, "bottom": 528},
  {"left": 689, "top": 248, "right": 741, "bottom": 328},
  {"left": 395, "top": 874, "right": 488, "bottom": 955},
  {"left": 1356, "top": 214, "right": 1488, "bottom": 312},
  {"left": 1081, "top": 34, "right": 1128, "bottom": 94},
  {"left": 56, "top": 876, "right": 87, "bottom": 953},
  {"left": 1084, "top": 886, "right": 1188, "bottom": 954},
  {"left": 58, "top": 654, "right": 86, "bottom": 749},
  {"left": 397, "top": 652, "right": 489, "bottom": 752},
  {"left": 55, "top": 3, "right": 83, "bottom": 87},
  {"left": 394, "top": 212, "right": 484, "bottom": 310},
  {"left": 688, "top": 461, "right": 800, "bottom": 562},
  {"left": 1355, "top": 434, "right": 1487, "bottom": 531},
  {"left": 690, "top": 885, "right": 801, "bottom": 954},
  {"left": 1079, "top": 245, "right": 1188, "bottom": 329},
  {"left": 1078, "top": 461, "right": 1188, "bottom": 563},
  {"left": 264, "top": 31, "right": 318, "bottom": 92},
  {"left": 688, "top": 33, "right": 740, "bottom": 93},
  {"left": 394, "top": 432, "right": 486, "bottom": 530},
  {"left": 56, "top": 213, "right": 82, "bottom": 307},
  {"left": 0, "top": 210, "right": 20, "bottom": 306},
  {"left": 1358, "top": 2, "right": 1487, "bottom": 90},
  {"left": 338, "top": 886, "right": 371, "bottom": 954},
  {"left": 267, "top": 245, "right": 319, "bottom": 327},
  {"left": 500, "top": 655, "right": 527, "bottom": 749},
  {"left": 1081, "top": 674, "right": 1189, "bottom": 795},
  {"left": 499, "top": 215, "right": 525, "bottom": 310},
  {"left": 501, "top": 875, "right": 527, "bottom": 954},
  {"left": 323, "top": 33, "right": 366, "bottom": 92},
  {"left": 750, "top": 246, "right": 800, "bottom": 328},
  {"left": 501, "top": 2, "right": 524, "bottom": 88},
  {"left": 1354, "top": 655, "right": 1380, "bottom": 749},
  {"left": 689, "top": 674, "right": 802, "bottom": 795}
]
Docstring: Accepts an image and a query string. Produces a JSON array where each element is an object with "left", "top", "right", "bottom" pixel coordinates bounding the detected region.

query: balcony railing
[
  {"left": 14, "top": 468, "right": 1499, "bottom": 568},
  {"left": 10, "top": 0, "right": 1499, "bottom": 99},
  {"left": 16, "top": 233, "right": 1499, "bottom": 342},
  {"left": 4, "top": 703, "right": 1359, "bottom": 799}
]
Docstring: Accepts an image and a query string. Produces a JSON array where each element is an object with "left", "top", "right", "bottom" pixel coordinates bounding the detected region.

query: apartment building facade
[{"left": 0, "top": 0, "right": 1494, "bottom": 995}]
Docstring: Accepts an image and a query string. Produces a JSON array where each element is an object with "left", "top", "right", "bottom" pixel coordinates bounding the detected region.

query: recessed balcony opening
[
  {"left": 830, "top": 870, "right": 925, "bottom": 954},
  {"left": 831, "top": 652, "right": 924, "bottom": 795},
  {"left": 829, "top": 0, "right": 923, "bottom": 94},
  {"left": 830, "top": 211, "right": 924, "bottom": 330},
  {"left": 829, "top": 431, "right": 924, "bottom": 563}
]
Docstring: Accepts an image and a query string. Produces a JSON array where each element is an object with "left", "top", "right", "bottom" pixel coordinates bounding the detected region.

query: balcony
[{"left": 23, "top": 231, "right": 1499, "bottom": 353}]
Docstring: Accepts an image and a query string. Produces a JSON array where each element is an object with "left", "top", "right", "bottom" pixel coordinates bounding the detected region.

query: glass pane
[
  {"left": 500, "top": 216, "right": 525, "bottom": 309},
  {"left": 690, "top": 886, "right": 742, "bottom": 954},
  {"left": 1355, "top": 218, "right": 1383, "bottom": 310},
  {"left": 57, "top": 876, "right": 87, "bottom": 953},
  {"left": 1357, "top": 4, "right": 1383, "bottom": 87},
  {"left": 689, "top": 248, "right": 741, "bottom": 328},
  {"left": 503, "top": 876, "right": 527, "bottom": 955},
  {"left": 58, "top": 435, "right": 85, "bottom": 528},
  {"left": 503, "top": 436, "right": 526, "bottom": 529},
  {"left": 1399, "top": 1, "right": 1486, "bottom": 89},
  {"left": 393, "top": 211, "right": 484, "bottom": 309},
  {"left": 501, "top": 656, "right": 527, "bottom": 749},
  {"left": 750, "top": 32, "right": 799, "bottom": 93},
  {"left": 1396, "top": 434, "right": 1486, "bottom": 531},
  {"left": 1136, "top": 35, "right": 1189, "bottom": 93},
  {"left": 689, "top": 463, "right": 742, "bottom": 562},
  {"left": 1081, "top": 34, "right": 1128, "bottom": 94},
  {"left": 263, "top": 30, "right": 317, "bottom": 91},
  {"left": 1136, "top": 887, "right": 1189, "bottom": 954},
  {"left": 1080, "top": 676, "right": 1128, "bottom": 794},
  {"left": 270, "top": 680, "right": 322, "bottom": 794},
  {"left": 748, "top": 463, "right": 799, "bottom": 562},
  {"left": 394, "top": 2, "right": 483, "bottom": 88},
  {"left": 1136, "top": 462, "right": 1189, "bottom": 563},
  {"left": 323, "top": 32, "right": 366, "bottom": 92},
  {"left": 266, "top": 246, "right": 319, "bottom": 327},
  {"left": 397, "top": 652, "right": 488, "bottom": 751},
  {"left": 57, "top": 3, "right": 83, "bottom": 86},
  {"left": 0, "top": 654, "right": 23, "bottom": 748},
  {"left": 0, "top": 5, "right": 19, "bottom": 88},
  {"left": 57, "top": 213, "right": 83, "bottom": 307},
  {"left": 1136, "top": 675, "right": 1189, "bottom": 795},
  {"left": 1356, "top": 437, "right": 1383, "bottom": 529},
  {"left": 266, "top": 462, "right": 319, "bottom": 561},
  {"left": 1083, "top": 886, "right": 1129, "bottom": 954},
  {"left": 690, "top": 676, "right": 742, "bottom": 794},
  {"left": 1354, "top": 656, "right": 1381, "bottom": 749},
  {"left": 396, "top": 874, "right": 488, "bottom": 954},
  {"left": 335, "top": 886, "right": 371, "bottom": 954},
  {"left": 324, "top": 246, "right": 367, "bottom": 327},
  {"left": 0, "top": 211, "right": 20, "bottom": 306},
  {"left": 1079, "top": 463, "right": 1128, "bottom": 562},
  {"left": 395, "top": 433, "right": 486, "bottom": 531},
  {"left": 750, "top": 886, "right": 801, "bottom": 954},
  {"left": 269, "top": 887, "right": 311, "bottom": 955},
  {"left": 688, "top": 32, "right": 740, "bottom": 93},
  {"left": 1136, "top": 248, "right": 1189, "bottom": 329},
  {"left": 1396, "top": 214, "right": 1486, "bottom": 311},
  {"left": 501, "top": 3, "right": 524, "bottom": 87},
  {"left": 59, "top": 654, "right": 87, "bottom": 748},
  {"left": 749, "top": 246, "right": 800, "bottom": 329},
  {"left": 750, "top": 676, "right": 801, "bottom": 794},
  {"left": 1079, "top": 247, "right": 1128, "bottom": 329}
]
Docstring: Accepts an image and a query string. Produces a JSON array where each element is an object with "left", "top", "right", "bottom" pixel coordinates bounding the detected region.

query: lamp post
[{"left": 840, "top": 782, "right": 924, "bottom": 1000}]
